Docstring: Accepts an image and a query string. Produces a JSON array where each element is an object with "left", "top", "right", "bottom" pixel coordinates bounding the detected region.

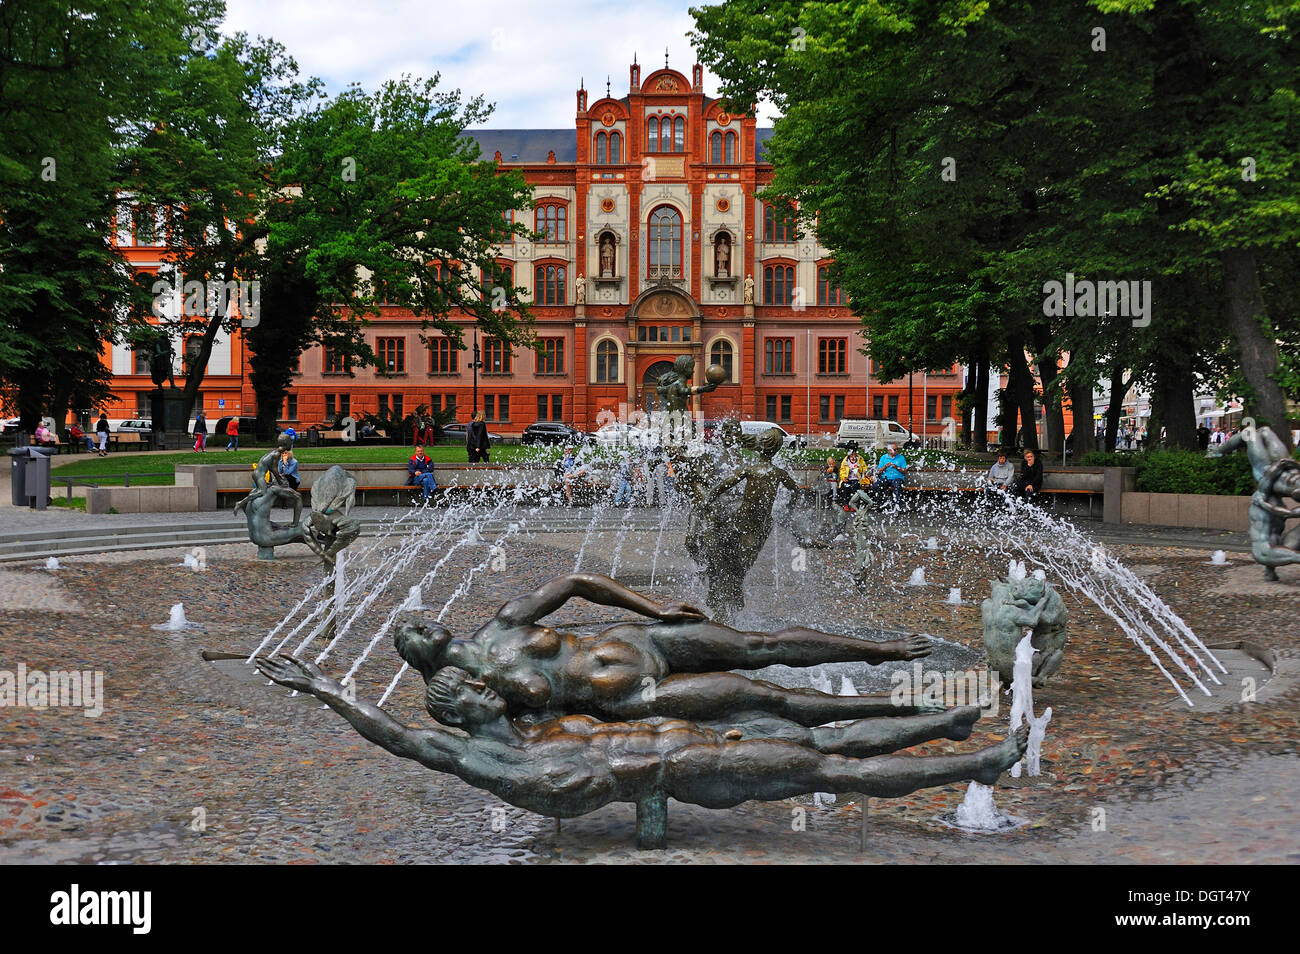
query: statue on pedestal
[{"left": 1208, "top": 424, "right": 1300, "bottom": 580}]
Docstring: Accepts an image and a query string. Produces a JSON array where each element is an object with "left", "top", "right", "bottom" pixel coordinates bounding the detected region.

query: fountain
[
  {"left": 907, "top": 567, "right": 927, "bottom": 587},
  {"left": 1209, "top": 549, "right": 1228, "bottom": 567},
  {"left": 946, "top": 587, "right": 963, "bottom": 605},
  {"left": 44, "top": 557, "right": 59, "bottom": 571},
  {"left": 152, "top": 602, "right": 190, "bottom": 632},
  {"left": 1008, "top": 633, "right": 1052, "bottom": 778},
  {"left": 925, "top": 536, "right": 939, "bottom": 551}
]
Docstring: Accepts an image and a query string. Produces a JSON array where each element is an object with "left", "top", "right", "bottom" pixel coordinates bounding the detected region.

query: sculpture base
[
  {"left": 635, "top": 791, "right": 667, "bottom": 849},
  {"left": 257, "top": 546, "right": 275, "bottom": 560}
]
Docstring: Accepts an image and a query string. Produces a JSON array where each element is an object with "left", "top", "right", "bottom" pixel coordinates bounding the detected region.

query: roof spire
[
  {"left": 606, "top": 75, "right": 611, "bottom": 97},
  {"left": 665, "top": 47, "right": 670, "bottom": 69}
]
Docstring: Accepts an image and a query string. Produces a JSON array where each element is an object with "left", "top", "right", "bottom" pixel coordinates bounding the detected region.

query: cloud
[{"left": 220, "top": 0, "right": 779, "bottom": 127}]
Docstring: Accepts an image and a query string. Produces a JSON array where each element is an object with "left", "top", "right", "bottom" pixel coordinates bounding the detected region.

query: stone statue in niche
[
  {"left": 714, "top": 234, "right": 731, "bottom": 278},
  {"left": 744, "top": 274, "right": 754, "bottom": 304},
  {"left": 576, "top": 275, "right": 586, "bottom": 304},
  {"left": 599, "top": 235, "right": 615, "bottom": 277}
]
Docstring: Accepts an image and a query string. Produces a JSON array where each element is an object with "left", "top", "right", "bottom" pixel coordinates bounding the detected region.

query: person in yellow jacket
[{"left": 837, "top": 448, "right": 871, "bottom": 510}]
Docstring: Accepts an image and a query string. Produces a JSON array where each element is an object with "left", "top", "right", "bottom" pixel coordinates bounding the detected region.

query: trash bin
[{"left": 9, "top": 445, "right": 54, "bottom": 509}]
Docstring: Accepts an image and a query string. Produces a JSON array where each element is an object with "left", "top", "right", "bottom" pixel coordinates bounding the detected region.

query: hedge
[{"left": 1078, "top": 449, "right": 1260, "bottom": 496}]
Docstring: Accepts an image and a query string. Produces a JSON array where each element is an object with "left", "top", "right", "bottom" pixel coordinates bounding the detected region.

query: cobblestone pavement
[{"left": 0, "top": 509, "right": 1296, "bottom": 864}]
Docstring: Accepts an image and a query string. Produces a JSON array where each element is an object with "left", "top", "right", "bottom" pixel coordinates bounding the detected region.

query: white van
[{"left": 836, "top": 419, "right": 917, "bottom": 450}]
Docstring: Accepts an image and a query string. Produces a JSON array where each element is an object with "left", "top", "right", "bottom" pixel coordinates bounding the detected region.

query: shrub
[{"left": 1134, "top": 450, "right": 1255, "bottom": 496}]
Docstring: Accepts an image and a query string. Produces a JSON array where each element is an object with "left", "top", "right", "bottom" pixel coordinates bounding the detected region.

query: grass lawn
[{"left": 48, "top": 443, "right": 557, "bottom": 486}]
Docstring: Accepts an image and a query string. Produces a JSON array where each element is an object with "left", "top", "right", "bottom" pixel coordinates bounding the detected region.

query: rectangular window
[
  {"left": 872, "top": 395, "right": 884, "bottom": 419},
  {"left": 133, "top": 346, "right": 151, "bottom": 375},
  {"left": 765, "top": 395, "right": 777, "bottom": 420},
  {"left": 552, "top": 394, "right": 563, "bottom": 421},
  {"left": 393, "top": 394, "right": 403, "bottom": 418},
  {"left": 484, "top": 395, "right": 495, "bottom": 421},
  {"left": 536, "top": 337, "right": 565, "bottom": 374},
  {"left": 135, "top": 391, "right": 152, "bottom": 415},
  {"left": 887, "top": 395, "right": 899, "bottom": 419},
  {"left": 378, "top": 394, "right": 390, "bottom": 416},
  {"left": 377, "top": 337, "right": 405, "bottom": 374},
  {"left": 834, "top": 395, "right": 845, "bottom": 421},
  {"left": 819, "top": 395, "right": 830, "bottom": 422},
  {"left": 339, "top": 394, "right": 350, "bottom": 418},
  {"left": 485, "top": 338, "right": 512, "bottom": 374},
  {"left": 499, "top": 394, "right": 510, "bottom": 421},
  {"left": 323, "top": 347, "right": 349, "bottom": 375},
  {"left": 445, "top": 393, "right": 456, "bottom": 417},
  {"left": 927, "top": 395, "right": 937, "bottom": 421},
  {"left": 326, "top": 394, "right": 337, "bottom": 420},
  {"left": 942, "top": 395, "right": 952, "bottom": 420},
  {"left": 283, "top": 393, "right": 297, "bottom": 421},
  {"left": 764, "top": 338, "right": 794, "bottom": 374},
  {"left": 429, "top": 338, "right": 458, "bottom": 374},
  {"left": 431, "top": 394, "right": 442, "bottom": 414},
  {"left": 780, "top": 395, "right": 792, "bottom": 422},
  {"left": 818, "top": 338, "right": 847, "bottom": 374},
  {"left": 537, "top": 394, "right": 548, "bottom": 421}
]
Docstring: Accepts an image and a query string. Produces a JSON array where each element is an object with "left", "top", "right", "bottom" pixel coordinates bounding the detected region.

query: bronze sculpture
[
  {"left": 256, "top": 654, "right": 1028, "bottom": 844},
  {"left": 654, "top": 354, "right": 718, "bottom": 416},
  {"left": 981, "top": 575, "right": 1069, "bottom": 686},
  {"left": 1208, "top": 424, "right": 1300, "bottom": 580},
  {"left": 393, "top": 572, "right": 934, "bottom": 724}
]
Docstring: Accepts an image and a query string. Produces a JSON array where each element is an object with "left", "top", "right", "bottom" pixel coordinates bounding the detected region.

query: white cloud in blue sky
[{"left": 220, "top": 0, "right": 779, "bottom": 128}]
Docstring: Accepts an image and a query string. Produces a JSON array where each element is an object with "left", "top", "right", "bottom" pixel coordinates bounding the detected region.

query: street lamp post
[{"left": 471, "top": 325, "right": 482, "bottom": 416}]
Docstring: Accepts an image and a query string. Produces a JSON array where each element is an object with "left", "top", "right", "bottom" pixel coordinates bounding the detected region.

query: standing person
[
  {"left": 822, "top": 455, "right": 840, "bottom": 509},
  {"left": 193, "top": 410, "right": 207, "bottom": 452},
  {"left": 1197, "top": 423, "right": 1211, "bottom": 451},
  {"left": 611, "top": 454, "right": 633, "bottom": 508},
  {"left": 1012, "top": 448, "right": 1042, "bottom": 502},
  {"left": 466, "top": 411, "right": 490, "bottom": 463},
  {"left": 876, "top": 443, "right": 909, "bottom": 506},
  {"left": 407, "top": 444, "right": 437, "bottom": 503},
  {"left": 277, "top": 447, "right": 300, "bottom": 490},
  {"left": 643, "top": 444, "right": 667, "bottom": 507},
  {"left": 95, "top": 413, "right": 110, "bottom": 457},
  {"left": 225, "top": 416, "right": 240, "bottom": 452}
]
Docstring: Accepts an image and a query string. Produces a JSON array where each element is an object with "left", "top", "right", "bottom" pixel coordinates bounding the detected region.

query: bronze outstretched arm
[
  {"left": 256, "top": 655, "right": 467, "bottom": 772},
  {"left": 495, "top": 572, "right": 706, "bottom": 626}
]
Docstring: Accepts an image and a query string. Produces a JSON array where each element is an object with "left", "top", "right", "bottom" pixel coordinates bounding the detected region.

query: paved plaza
[{"left": 1, "top": 498, "right": 1297, "bottom": 865}]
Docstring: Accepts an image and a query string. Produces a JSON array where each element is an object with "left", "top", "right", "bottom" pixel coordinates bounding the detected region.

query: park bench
[{"left": 110, "top": 432, "right": 151, "bottom": 452}]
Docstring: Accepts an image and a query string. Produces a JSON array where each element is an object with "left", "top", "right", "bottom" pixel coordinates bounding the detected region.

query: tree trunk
[
  {"left": 1006, "top": 339, "right": 1039, "bottom": 450},
  {"left": 1221, "top": 247, "right": 1293, "bottom": 451},
  {"left": 972, "top": 353, "right": 989, "bottom": 452},
  {"left": 1030, "top": 325, "right": 1064, "bottom": 454},
  {"left": 1067, "top": 374, "right": 1095, "bottom": 456},
  {"left": 1105, "top": 363, "right": 1129, "bottom": 453}
]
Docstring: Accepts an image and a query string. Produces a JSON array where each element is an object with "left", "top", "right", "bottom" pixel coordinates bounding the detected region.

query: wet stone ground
[{"left": 1, "top": 512, "right": 1298, "bottom": 864}]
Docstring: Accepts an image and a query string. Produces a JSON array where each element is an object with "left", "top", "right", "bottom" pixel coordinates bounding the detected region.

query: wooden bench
[{"left": 110, "top": 432, "right": 151, "bottom": 452}]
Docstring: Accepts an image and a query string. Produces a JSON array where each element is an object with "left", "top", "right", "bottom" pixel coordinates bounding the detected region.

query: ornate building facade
[{"left": 99, "top": 58, "right": 964, "bottom": 437}]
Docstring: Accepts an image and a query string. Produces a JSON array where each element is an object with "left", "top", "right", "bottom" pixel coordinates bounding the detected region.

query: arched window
[
  {"left": 764, "top": 203, "right": 796, "bottom": 243},
  {"left": 648, "top": 206, "right": 682, "bottom": 280},
  {"left": 660, "top": 117, "right": 672, "bottom": 152},
  {"left": 535, "top": 203, "right": 566, "bottom": 242},
  {"left": 673, "top": 116, "right": 684, "bottom": 152},
  {"left": 709, "top": 338, "right": 734, "bottom": 383},
  {"left": 710, "top": 131, "right": 722, "bottom": 163},
  {"left": 646, "top": 117, "right": 659, "bottom": 153},
  {"left": 609, "top": 132, "right": 621, "bottom": 164},
  {"left": 725, "top": 131, "right": 737, "bottom": 164},
  {"left": 595, "top": 339, "right": 620, "bottom": 383},
  {"left": 533, "top": 264, "right": 566, "bottom": 305},
  {"left": 764, "top": 264, "right": 795, "bottom": 305},
  {"left": 595, "top": 132, "right": 607, "bottom": 165},
  {"left": 817, "top": 265, "right": 845, "bottom": 305}
]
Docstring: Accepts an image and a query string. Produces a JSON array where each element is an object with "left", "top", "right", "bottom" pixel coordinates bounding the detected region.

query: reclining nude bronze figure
[
  {"left": 256, "top": 573, "right": 1025, "bottom": 847},
  {"left": 390, "top": 572, "right": 934, "bottom": 724},
  {"left": 257, "top": 654, "right": 1027, "bottom": 844}
]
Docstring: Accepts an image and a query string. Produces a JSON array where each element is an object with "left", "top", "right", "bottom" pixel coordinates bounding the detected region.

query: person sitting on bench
[{"left": 1011, "top": 448, "right": 1042, "bottom": 501}]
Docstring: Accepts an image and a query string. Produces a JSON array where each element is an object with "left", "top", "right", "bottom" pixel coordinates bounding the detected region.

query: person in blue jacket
[
  {"left": 875, "top": 442, "right": 909, "bottom": 506},
  {"left": 408, "top": 444, "right": 438, "bottom": 503},
  {"left": 277, "top": 447, "right": 301, "bottom": 490}
]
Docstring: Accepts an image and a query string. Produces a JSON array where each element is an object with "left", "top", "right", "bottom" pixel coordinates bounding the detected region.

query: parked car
[
  {"left": 592, "top": 422, "right": 661, "bottom": 449},
  {"left": 212, "top": 416, "right": 258, "bottom": 439},
  {"left": 0, "top": 417, "right": 21, "bottom": 434},
  {"left": 738, "top": 420, "right": 804, "bottom": 450},
  {"left": 115, "top": 418, "right": 153, "bottom": 434},
  {"left": 521, "top": 422, "right": 587, "bottom": 446},
  {"left": 835, "top": 419, "right": 919, "bottom": 451},
  {"left": 439, "top": 422, "right": 503, "bottom": 445}
]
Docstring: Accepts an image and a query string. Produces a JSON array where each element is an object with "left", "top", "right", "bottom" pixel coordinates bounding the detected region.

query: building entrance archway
[{"left": 639, "top": 360, "right": 675, "bottom": 411}]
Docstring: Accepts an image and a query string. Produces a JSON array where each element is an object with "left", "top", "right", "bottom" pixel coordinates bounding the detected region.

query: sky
[{"left": 220, "top": 0, "right": 779, "bottom": 129}]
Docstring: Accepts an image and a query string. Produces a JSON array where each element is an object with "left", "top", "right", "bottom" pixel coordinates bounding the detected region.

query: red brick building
[{"left": 101, "top": 58, "right": 965, "bottom": 437}]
